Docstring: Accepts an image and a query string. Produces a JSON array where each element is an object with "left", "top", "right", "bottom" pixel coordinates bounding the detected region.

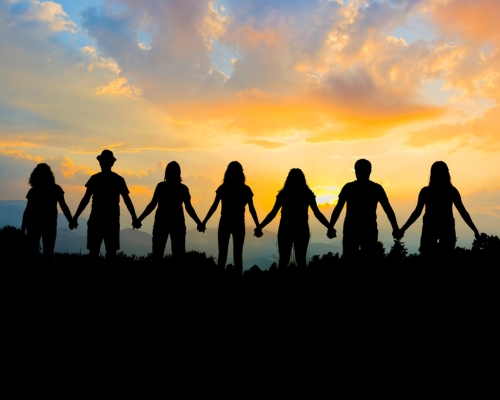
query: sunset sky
[{"left": 1, "top": 0, "right": 499, "bottom": 252}]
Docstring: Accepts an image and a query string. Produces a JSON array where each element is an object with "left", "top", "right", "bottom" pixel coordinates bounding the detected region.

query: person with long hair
[
  {"left": 397, "top": 161, "right": 480, "bottom": 256},
  {"left": 200, "top": 161, "right": 260, "bottom": 275},
  {"left": 21, "top": 163, "right": 74, "bottom": 263},
  {"left": 134, "top": 161, "right": 203, "bottom": 264},
  {"left": 255, "top": 168, "right": 330, "bottom": 268}
]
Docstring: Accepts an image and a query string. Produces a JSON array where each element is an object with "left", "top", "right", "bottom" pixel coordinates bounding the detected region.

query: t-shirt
[
  {"left": 338, "top": 180, "right": 388, "bottom": 230},
  {"left": 216, "top": 184, "right": 253, "bottom": 221},
  {"left": 276, "top": 187, "right": 316, "bottom": 225},
  {"left": 421, "top": 185, "right": 459, "bottom": 226},
  {"left": 85, "top": 172, "right": 129, "bottom": 221},
  {"left": 25, "top": 184, "right": 64, "bottom": 228},
  {"left": 153, "top": 182, "right": 191, "bottom": 228}
]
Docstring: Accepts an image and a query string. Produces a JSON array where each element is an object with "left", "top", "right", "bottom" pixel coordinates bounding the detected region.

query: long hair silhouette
[
  {"left": 165, "top": 161, "right": 182, "bottom": 184},
  {"left": 29, "top": 163, "right": 55, "bottom": 187},
  {"left": 280, "top": 168, "right": 308, "bottom": 192},
  {"left": 200, "top": 161, "right": 260, "bottom": 276},
  {"left": 223, "top": 161, "right": 245, "bottom": 185},
  {"left": 136, "top": 161, "right": 202, "bottom": 264},
  {"left": 22, "top": 163, "right": 74, "bottom": 264},
  {"left": 398, "top": 161, "right": 480, "bottom": 258},
  {"left": 256, "top": 168, "right": 330, "bottom": 269},
  {"left": 429, "top": 161, "right": 452, "bottom": 187}
]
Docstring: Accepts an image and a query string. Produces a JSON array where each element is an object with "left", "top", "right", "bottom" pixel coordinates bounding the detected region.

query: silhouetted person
[
  {"left": 255, "top": 169, "right": 330, "bottom": 269},
  {"left": 328, "top": 159, "right": 399, "bottom": 260},
  {"left": 21, "top": 163, "right": 74, "bottom": 264},
  {"left": 397, "top": 161, "right": 480, "bottom": 258},
  {"left": 134, "top": 161, "right": 203, "bottom": 265},
  {"left": 71, "top": 150, "right": 138, "bottom": 260},
  {"left": 200, "top": 161, "right": 260, "bottom": 276}
]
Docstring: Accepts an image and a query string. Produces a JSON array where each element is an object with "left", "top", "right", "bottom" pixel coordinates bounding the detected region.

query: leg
[
  {"left": 87, "top": 221, "right": 103, "bottom": 259},
  {"left": 152, "top": 226, "right": 169, "bottom": 264},
  {"left": 217, "top": 222, "right": 231, "bottom": 273},
  {"left": 293, "top": 225, "right": 310, "bottom": 268},
  {"left": 342, "top": 230, "right": 360, "bottom": 261},
  {"left": 26, "top": 227, "right": 42, "bottom": 262},
  {"left": 232, "top": 223, "right": 245, "bottom": 276},
  {"left": 103, "top": 221, "right": 120, "bottom": 261},
  {"left": 359, "top": 228, "right": 379, "bottom": 259},
  {"left": 170, "top": 229, "right": 186, "bottom": 267},
  {"left": 277, "top": 225, "right": 293, "bottom": 269},
  {"left": 438, "top": 224, "right": 457, "bottom": 258},
  {"left": 41, "top": 228, "right": 57, "bottom": 265},
  {"left": 419, "top": 223, "right": 438, "bottom": 259}
]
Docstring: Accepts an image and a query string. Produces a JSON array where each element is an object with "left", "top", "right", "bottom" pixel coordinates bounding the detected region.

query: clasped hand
[
  {"left": 69, "top": 219, "right": 78, "bottom": 230},
  {"left": 132, "top": 219, "right": 142, "bottom": 230},
  {"left": 254, "top": 227, "right": 263, "bottom": 238},
  {"left": 197, "top": 223, "right": 206, "bottom": 233},
  {"left": 326, "top": 227, "right": 336, "bottom": 239},
  {"left": 392, "top": 229, "right": 404, "bottom": 240}
]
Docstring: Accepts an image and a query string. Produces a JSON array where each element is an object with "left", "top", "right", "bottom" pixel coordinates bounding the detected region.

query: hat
[{"left": 97, "top": 149, "right": 116, "bottom": 162}]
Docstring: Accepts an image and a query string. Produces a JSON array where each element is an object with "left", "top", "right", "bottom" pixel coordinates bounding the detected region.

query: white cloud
[{"left": 20, "top": 1, "right": 77, "bottom": 33}]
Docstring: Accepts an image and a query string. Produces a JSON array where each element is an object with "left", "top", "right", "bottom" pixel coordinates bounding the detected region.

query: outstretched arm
[
  {"left": 122, "top": 193, "right": 138, "bottom": 224},
  {"left": 380, "top": 197, "right": 399, "bottom": 233},
  {"left": 202, "top": 194, "right": 221, "bottom": 226},
  {"left": 310, "top": 201, "right": 329, "bottom": 229},
  {"left": 73, "top": 188, "right": 92, "bottom": 223},
  {"left": 58, "top": 194, "right": 73, "bottom": 225},
  {"left": 257, "top": 199, "right": 282, "bottom": 231},
  {"left": 137, "top": 197, "right": 158, "bottom": 225},
  {"left": 248, "top": 198, "right": 260, "bottom": 228},
  {"left": 21, "top": 202, "right": 31, "bottom": 234},
  {"left": 399, "top": 189, "right": 426, "bottom": 235},
  {"left": 329, "top": 198, "right": 346, "bottom": 229},
  {"left": 184, "top": 199, "right": 202, "bottom": 226},
  {"left": 453, "top": 191, "right": 480, "bottom": 239},
  {"left": 327, "top": 198, "right": 346, "bottom": 239}
]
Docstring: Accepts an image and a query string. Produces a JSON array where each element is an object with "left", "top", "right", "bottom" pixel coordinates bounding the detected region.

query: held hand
[
  {"left": 197, "top": 223, "right": 206, "bottom": 233},
  {"left": 69, "top": 219, "right": 78, "bottom": 230},
  {"left": 326, "top": 227, "right": 336, "bottom": 239},
  {"left": 392, "top": 229, "right": 404, "bottom": 240},
  {"left": 254, "top": 228, "right": 263, "bottom": 238},
  {"left": 132, "top": 220, "right": 142, "bottom": 230}
]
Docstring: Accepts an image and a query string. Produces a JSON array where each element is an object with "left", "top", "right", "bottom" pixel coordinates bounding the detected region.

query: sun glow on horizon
[{"left": 0, "top": 0, "right": 499, "bottom": 248}]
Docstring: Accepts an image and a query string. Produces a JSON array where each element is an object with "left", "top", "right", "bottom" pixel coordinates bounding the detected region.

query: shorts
[
  {"left": 87, "top": 218, "right": 120, "bottom": 251},
  {"left": 342, "top": 226, "right": 378, "bottom": 257}
]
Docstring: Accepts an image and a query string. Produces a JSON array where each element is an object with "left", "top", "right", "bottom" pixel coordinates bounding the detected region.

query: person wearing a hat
[{"left": 71, "top": 149, "right": 139, "bottom": 259}]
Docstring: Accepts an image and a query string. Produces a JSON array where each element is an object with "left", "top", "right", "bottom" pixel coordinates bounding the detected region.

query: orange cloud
[
  {"left": 0, "top": 148, "right": 42, "bottom": 163},
  {"left": 405, "top": 106, "right": 500, "bottom": 152},
  {"left": 232, "top": 21, "right": 280, "bottom": 48},
  {"left": 95, "top": 78, "right": 142, "bottom": 98},
  {"left": 164, "top": 85, "right": 444, "bottom": 142},
  {"left": 129, "top": 185, "right": 154, "bottom": 196},
  {"left": 429, "top": 0, "right": 500, "bottom": 45},
  {"left": 245, "top": 140, "right": 287, "bottom": 149}
]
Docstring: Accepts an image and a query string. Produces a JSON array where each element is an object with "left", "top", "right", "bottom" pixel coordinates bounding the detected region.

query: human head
[
  {"left": 354, "top": 159, "right": 372, "bottom": 180},
  {"left": 223, "top": 161, "right": 245, "bottom": 185},
  {"left": 282, "top": 168, "right": 308, "bottom": 190},
  {"left": 29, "top": 163, "right": 55, "bottom": 187},
  {"left": 164, "top": 161, "right": 182, "bottom": 183},
  {"left": 429, "top": 161, "right": 451, "bottom": 187},
  {"left": 97, "top": 149, "right": 116, "bottom": 170}
]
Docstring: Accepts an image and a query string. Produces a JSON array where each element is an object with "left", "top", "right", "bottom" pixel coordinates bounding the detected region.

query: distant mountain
[
  {"left": 1, "top": 200, "right": 342, "bottom": 268},
  {"left": 0, "top": 200, "right": 26, "bottom": 229}
]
